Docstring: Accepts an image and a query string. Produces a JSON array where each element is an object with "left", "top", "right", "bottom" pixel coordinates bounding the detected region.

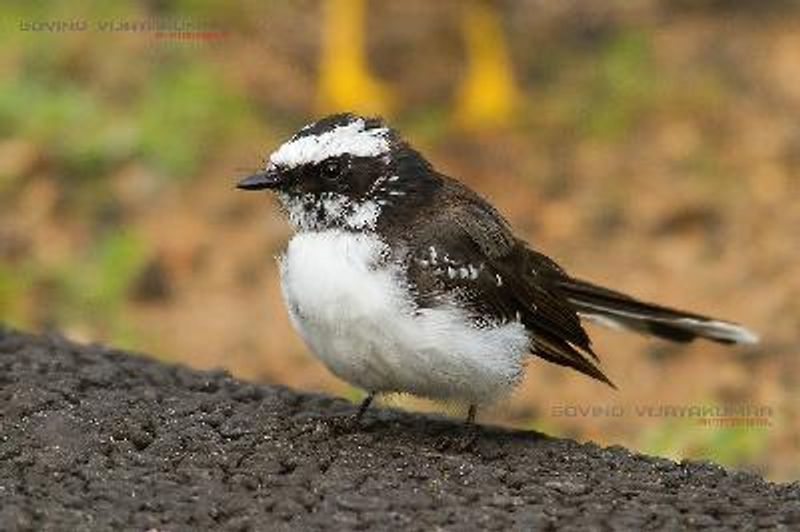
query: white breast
[{"left": 278, "top": 230, "right": 530, "bottom": 405}]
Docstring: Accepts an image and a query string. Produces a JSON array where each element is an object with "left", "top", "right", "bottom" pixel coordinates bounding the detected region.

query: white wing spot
[{"left": 469, "top": 265, "right": 481, "bottom": 280}]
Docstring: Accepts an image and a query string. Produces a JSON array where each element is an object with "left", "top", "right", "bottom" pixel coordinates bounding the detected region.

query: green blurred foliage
[
  {"left": 530, "top": 29, "right": 657, "bottom": 142},
  {"left": 2, "top": 1, "right": 256, "bottom": 187},
  {"left": 0, "top": 262, "right": 26, "bottom": 326},
  {"left": 641, "top": 415, "right": 770, "bottom": 469},
  {"left": 582, "top": 31, "right": 655, "bottom": 139},
  {"left": 54, "top": 229, "right": 147, "bottom": 327},
  {"left": 136, "top": 63, "right": 254, "bottom": 177},
  {"left": 0, "top": 229, "right": 149, "bottom": 349},
  {"left": 2, "top": 2, "right": 256, "bottom": 346}
]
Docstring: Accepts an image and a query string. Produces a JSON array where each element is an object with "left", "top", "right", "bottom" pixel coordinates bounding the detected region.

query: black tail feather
[{"left": 557, "top": 278, "right": 758, "bottom": 345}]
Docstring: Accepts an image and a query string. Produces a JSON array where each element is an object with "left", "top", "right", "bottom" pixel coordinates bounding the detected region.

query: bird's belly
[{"left": 279, "top": 230, "right": 531, "bottom": 405}]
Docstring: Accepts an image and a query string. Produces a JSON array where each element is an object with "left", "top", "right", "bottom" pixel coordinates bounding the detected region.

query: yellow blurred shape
[
  {"left": 316, "top": 0, "right": 393, "bottom": 116},
  {"left": 454, "top": 0, "right": 521, "bottom": 130}
]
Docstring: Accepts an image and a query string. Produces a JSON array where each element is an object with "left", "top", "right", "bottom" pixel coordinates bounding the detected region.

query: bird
[{"left": 237, "top": 113, "right": 758, "bottom": 427}]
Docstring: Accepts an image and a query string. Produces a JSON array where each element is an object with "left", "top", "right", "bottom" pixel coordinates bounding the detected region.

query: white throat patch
[
  {"left": 277, "top": 192, "right": 382, "bottom": 232},
  {"left": 269, "top": 118, "right": 390, "bottom": 169}
]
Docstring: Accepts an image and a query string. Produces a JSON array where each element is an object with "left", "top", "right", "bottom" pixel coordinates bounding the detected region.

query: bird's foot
[
  {"left": 436, "top": 405, "right": 479, "bottom": 452},
  {"left": 323, "top": 392, "right": 376, "bottom": 435},
  {"left": 322, "top": 414, "right": 361, "bottom": 435}
]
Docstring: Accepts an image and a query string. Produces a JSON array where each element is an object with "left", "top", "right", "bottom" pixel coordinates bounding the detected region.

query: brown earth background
[{"left": 1, "top": 0, "right": 798, "bottom": 481}]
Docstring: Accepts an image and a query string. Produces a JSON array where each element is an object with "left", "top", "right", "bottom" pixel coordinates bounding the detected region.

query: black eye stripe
[{"left": 318, "top": 154, "right": 355, "bottom": 181}]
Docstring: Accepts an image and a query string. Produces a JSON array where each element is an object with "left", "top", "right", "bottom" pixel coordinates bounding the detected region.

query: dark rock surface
[{"left": 1, "top": 327, "right": 798, "bottom": 531}]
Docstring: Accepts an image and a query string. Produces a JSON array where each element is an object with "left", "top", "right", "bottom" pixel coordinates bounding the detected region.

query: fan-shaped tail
[{"left": 557, "top": 278, "right": 758, "bottom": 345}]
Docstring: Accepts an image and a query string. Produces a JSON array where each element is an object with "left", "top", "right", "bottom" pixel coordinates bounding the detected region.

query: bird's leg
[
  {"left": 353, "top": 391, "right": 376, "bottom": 423},
  {"left": 458, "top": 404, "right": 479, "bottom": 450},
  {"left": 466, "top": 404, "right": 477, "bottom": 426},
  {"left": 326, "top": 391, "right": 376, "bottom": 434},
  {"left": 438, "top": 404, "right": 479, "bottom": 451}
]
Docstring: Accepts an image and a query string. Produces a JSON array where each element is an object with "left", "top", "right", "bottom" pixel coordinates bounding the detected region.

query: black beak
[{"left": 236, "top": 165, "right": 284, "bottom": 191}]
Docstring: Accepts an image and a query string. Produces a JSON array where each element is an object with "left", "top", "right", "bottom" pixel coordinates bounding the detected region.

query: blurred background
[{"left": 1, "top": 0, "right": 798, "bottom": 481}]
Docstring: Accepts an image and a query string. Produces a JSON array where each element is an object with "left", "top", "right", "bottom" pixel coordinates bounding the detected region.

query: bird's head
[{"left": 237, "top": 113, "right": 437, "bottom": 232}]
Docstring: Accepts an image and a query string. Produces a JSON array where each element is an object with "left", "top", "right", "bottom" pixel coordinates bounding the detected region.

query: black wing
[{"left": 401, "top": 180, "right": 614, "bottom": 387}]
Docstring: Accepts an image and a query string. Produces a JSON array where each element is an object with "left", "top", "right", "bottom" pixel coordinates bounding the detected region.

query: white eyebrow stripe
[{"left": 269, "top": 119, "right": 390, "bottom": 168}]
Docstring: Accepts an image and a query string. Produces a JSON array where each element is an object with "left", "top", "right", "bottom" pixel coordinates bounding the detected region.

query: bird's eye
[{"left": 321, "top": 159, "right": 341, "bottom": 181}]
